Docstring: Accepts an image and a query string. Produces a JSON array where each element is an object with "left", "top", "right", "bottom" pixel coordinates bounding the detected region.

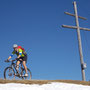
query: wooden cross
[{"left": 62, "top": 1, "right": 90, "bottom": 81}]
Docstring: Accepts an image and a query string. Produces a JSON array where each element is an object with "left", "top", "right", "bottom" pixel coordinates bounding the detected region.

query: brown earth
[{"left": 0, "top": 79, "right": 90, "bottom": 86}]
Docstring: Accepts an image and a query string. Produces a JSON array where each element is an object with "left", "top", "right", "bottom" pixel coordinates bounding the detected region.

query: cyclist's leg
[
  {"left": 16, "top": 60, "right": 20, "bottom": 71},
  {"left": 22, "top": 61, "right": 27, "bottom": 74},
  {"left": 22, "top": 55, "right": 28, "bottom": 75}
]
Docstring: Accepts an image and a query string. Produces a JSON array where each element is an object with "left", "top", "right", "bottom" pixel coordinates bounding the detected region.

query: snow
[{"left": 0, "top": 82, "right": 90, "bottom": 90}]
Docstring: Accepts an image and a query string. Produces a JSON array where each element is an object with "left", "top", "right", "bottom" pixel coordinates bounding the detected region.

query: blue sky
[{"left": 0, "top": 0, "right": 90, "bottom": 81}]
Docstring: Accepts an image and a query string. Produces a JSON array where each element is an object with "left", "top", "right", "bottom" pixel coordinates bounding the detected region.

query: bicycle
[{"left": 4, "top": 59, "right": 32, "bottom": 80}]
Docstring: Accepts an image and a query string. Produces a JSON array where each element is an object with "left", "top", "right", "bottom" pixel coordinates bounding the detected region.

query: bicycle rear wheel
[
  {"left": 21, "top": 68, "right": 32, "bottom": 80},
  {"left": 4, "top": 67, "right": 15, "bottom": 80}
]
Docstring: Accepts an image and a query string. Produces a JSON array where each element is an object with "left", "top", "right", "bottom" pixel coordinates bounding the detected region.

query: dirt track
[{"left": 0, "top": 79, "right": 90, "bottom": 86}]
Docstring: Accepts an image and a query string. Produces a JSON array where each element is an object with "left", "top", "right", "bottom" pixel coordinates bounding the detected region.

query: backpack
[
  {"left": 17, "top": 46, "right": 27, "bottom": 55},
  {"left": 17, "top": 46, "right": 25, "bottom": 51}
]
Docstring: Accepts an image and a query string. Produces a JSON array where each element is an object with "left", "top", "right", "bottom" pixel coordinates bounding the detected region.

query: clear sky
[{"left": 0, "top": 0, "right": 90, "bottom": 81}]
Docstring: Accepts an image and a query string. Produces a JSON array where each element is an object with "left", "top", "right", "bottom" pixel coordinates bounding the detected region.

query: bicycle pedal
[
  {"left": 20, "top": 75, "right": 28, "bottom": 77},
  {"left": 15, "top": 74, "right": 19, "bottom": 76}
]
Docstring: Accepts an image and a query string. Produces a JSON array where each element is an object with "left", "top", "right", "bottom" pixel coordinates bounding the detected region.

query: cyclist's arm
[
  {"left": 8, "top": 51, "right": 15, "bottom": 60},
  {"left": 8, "top": 56, "right": 12, "bottom": 60},
  {"left": 17, "top": 55, "right": 21, "bottom": 59},
  {"left": 7, "top": 54, "right": 13, "bottom": 60}
]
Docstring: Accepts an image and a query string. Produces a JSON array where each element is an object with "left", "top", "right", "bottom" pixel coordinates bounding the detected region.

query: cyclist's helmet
[{"left": 13, "top": 44, "right": 18, "bottom": 48}]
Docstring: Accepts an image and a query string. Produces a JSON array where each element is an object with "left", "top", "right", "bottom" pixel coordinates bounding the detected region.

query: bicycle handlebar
[{"left": 5, "top": 59, "right": 16, "bottom": 62}]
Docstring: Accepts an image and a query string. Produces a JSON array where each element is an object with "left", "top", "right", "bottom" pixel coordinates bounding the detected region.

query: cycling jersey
[{"left": 11, "top": 48, "right": 25, "bottom": 57}]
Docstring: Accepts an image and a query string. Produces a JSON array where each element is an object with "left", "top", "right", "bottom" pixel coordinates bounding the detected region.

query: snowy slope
[{"left": 0, "top": 82, "right": 90, "bottom": 90}]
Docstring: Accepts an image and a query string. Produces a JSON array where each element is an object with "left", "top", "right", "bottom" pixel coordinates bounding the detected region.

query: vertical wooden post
[{"left": 73, "top": 1, "right": 86, "bottom": 81}]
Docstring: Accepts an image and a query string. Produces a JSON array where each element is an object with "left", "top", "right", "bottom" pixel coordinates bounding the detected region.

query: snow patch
[{"left": 0, "top": 82, "right": 90, "bottom": 90}]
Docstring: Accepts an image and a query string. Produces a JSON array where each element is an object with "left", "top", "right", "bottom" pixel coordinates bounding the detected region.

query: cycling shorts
[{"left": 18, "top": 54, "right": 27, "bottom": 63}]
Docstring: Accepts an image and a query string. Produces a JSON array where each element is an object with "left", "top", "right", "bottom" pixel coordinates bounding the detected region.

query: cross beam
[
  {"left": 62, "top": 25, "right": 90, "bottom": 31},
  {"left": 62, "top": 1, "right": 90, "bottom": 81},
  {"left": 64, "top": 12, "right": 87, "bottom": 20}
]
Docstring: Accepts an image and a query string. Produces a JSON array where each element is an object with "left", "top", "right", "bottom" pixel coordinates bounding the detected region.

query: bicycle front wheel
[{"left": 4, "top": 67, "right": 15, "bottom": 80}]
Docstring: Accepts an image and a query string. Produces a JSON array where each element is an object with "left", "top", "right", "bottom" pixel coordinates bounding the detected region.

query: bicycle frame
[{"left": 8, "top": 60, "right": 24, "bottom": 77}]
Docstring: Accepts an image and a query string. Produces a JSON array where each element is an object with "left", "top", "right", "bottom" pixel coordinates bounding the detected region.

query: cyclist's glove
[
  {"left": 16, "top": 58, "right": 19, "bottom": 61},
  {"left": 5, "top": 59, "right": 9, "bottom": 62}
]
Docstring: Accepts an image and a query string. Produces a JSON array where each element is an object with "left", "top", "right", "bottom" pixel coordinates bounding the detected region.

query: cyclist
[{"left": 7, "top": 44, "right": 28, "bottom": 76}]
